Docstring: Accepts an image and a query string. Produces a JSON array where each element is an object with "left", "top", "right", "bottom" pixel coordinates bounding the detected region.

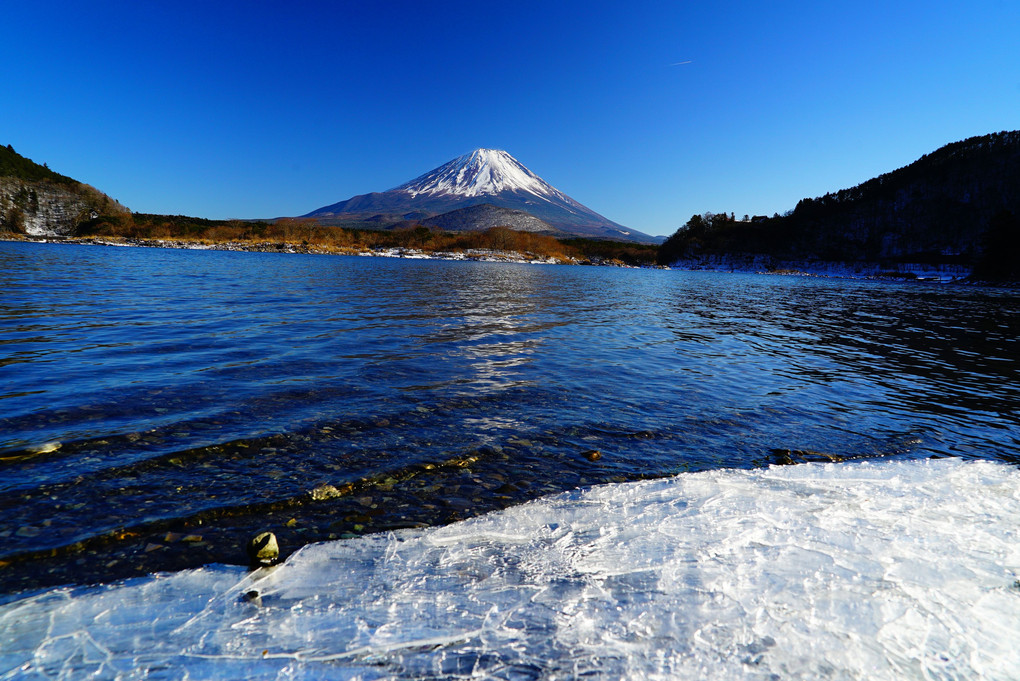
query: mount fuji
[{"left": 303, "top": 149, "right": 658, "bottom": 243}]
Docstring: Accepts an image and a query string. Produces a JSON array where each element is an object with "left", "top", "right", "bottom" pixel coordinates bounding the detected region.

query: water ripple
[{"left": 0, "top": 241, "right": 1018, "bottom": 593}]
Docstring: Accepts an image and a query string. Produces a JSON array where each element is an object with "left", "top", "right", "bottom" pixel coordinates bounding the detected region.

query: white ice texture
[{"left": 3, "top": 458, "right": 1020, "bottom": 680}]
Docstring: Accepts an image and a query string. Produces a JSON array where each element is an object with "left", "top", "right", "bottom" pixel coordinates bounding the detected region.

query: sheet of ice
[{"left": 3, "top": 458, "right": 1019, "bottom": 680}]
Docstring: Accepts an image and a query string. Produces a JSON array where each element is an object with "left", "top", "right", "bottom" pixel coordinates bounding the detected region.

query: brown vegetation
[{"left": 73, "top": 214, "right": 657, "bottom": 265}]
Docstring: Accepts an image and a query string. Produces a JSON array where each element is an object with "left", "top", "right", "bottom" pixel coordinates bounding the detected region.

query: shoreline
[
  {"left": 0, "top": 233, "right": 659, "bottom": 269},
  {"left": 6, "top": 234, "right": 1016, "bottom": 285},
  {"left": 666, "top": 254, "right": 977, "bottom": 284}
]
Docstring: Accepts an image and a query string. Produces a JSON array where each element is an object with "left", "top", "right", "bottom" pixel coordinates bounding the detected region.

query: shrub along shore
[{"left": 6, "top": 213, "right": 661, "bottom": 267}]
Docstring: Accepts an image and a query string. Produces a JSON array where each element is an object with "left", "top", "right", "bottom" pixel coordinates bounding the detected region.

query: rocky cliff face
[
  {"left": 0, "top": 178, "right": 125, "bottom": 236},
  {"left": 0, "top": 145, "right": 127, "bottom": 236}
]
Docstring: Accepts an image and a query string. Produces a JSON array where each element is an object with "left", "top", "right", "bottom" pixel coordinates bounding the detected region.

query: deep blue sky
[{"left": 2, "top": 1, "right": 1018, "bottom": 236}]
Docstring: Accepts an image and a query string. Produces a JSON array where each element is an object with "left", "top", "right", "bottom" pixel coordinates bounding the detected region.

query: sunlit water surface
[{"left": 1, "top": 241, "right": 1019, "bottom": 678}]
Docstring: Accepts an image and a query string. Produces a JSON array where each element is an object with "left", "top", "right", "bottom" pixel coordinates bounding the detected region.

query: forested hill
[
  {"left": 0, "top": 144, "right": 76, "bottom": 185},
  {"left": 659, "top": 131, "right": 1020, "bottom": 278}
]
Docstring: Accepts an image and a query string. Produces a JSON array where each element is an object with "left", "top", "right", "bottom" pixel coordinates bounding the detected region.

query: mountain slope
[
  {"left": 422, "top": 204, "right": 561, "bottom": 234},
  {"left": 304, "top": 149, "right": 657, "bottom": 243},
  {"left": 0, "top": 145, "right": 127, "bottom": 236}
]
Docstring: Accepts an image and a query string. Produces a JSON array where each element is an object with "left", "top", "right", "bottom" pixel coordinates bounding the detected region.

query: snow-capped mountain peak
[
  {"left": 303, "top": 148, "right": 662, "bottom": 243},
  {"left": 394, "top": 148, "right": 567, "bottom": 201}
]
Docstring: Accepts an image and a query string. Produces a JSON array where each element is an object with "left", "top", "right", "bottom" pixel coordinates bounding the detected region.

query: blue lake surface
[{"left": 1, "top": 240, "right": 1018, "bottom": 594}]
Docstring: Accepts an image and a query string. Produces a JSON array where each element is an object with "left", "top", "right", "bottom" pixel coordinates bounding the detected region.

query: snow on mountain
[
  {"left": 304, "top": 149, "right": 661, "bottom": 243},
  {"left": 396, "top": 149, "right": 567, "bottom": 202}
]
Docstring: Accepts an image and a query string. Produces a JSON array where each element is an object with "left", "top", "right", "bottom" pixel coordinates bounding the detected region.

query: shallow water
[{"left": 1, "top": 240, "right": 1018, "bottom": 594}]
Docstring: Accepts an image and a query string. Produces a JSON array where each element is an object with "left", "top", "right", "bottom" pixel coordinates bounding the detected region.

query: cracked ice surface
[{"left": 2, "top": 458, "right": 1020, "bottom": 680}]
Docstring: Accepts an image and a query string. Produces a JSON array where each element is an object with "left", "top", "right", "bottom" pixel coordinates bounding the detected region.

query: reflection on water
[
  {"left": 0, "top": 241, "right": 1018, "bottom": 593},
  {"left": 408, "top": 264, "right": 553, "bottom": 398}
]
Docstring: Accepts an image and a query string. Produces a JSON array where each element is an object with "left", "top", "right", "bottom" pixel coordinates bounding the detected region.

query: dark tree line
[{"left": 0, "top": 144, "right": 75, "bottom": 185}]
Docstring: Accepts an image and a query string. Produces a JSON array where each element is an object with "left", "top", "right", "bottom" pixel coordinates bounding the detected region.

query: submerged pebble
[{"left": 310, "top": 484, "right": 343, "bottom": 500}]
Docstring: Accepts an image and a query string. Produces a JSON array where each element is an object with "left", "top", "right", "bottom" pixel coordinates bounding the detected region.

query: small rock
[
  {"left": 247, "top": 531, "right": 279, "bottom": 568},
  {"left": 285, "top": 518, "right": 298, "bottom": 528},
  {"left": 144, "top": 543, "right": 165, "bottom": 553},
  {"left": 311, "top": 484, "right": 342, "bottom": 501},
  {"left": 581, "top": 450, "right": 602, "bottom": 462},
  {"left": 243, "top": 590, "right": 262, "bottom": 607},
  {"left": 181, "top": 534, "right": 203, "bottom": 542},
  {"left": 770, "top": 449, "right": 845, "bottom": 465},
  {"left": 772, "top": 450, "right": 795, "bottom": 465}
]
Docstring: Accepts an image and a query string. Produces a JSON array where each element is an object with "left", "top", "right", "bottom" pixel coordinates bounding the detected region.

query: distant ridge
[{"left": 304, "top": 149, "right": 659, "bottom": 243}]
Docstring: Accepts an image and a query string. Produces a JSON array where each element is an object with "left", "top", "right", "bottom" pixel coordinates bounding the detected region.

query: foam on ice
[{"left": 2, "top": 458, "right": 1019, "bottom": 679}]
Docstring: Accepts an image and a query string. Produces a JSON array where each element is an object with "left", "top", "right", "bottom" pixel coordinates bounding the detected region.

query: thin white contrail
[{"left": 671, "top": 60, "right": 692, "bottom": 66}]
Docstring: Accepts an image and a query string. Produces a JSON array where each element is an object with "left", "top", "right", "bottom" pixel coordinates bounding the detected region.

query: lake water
[{"left": 1, "top": 240, "right": 1019, "bottom": 679}]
